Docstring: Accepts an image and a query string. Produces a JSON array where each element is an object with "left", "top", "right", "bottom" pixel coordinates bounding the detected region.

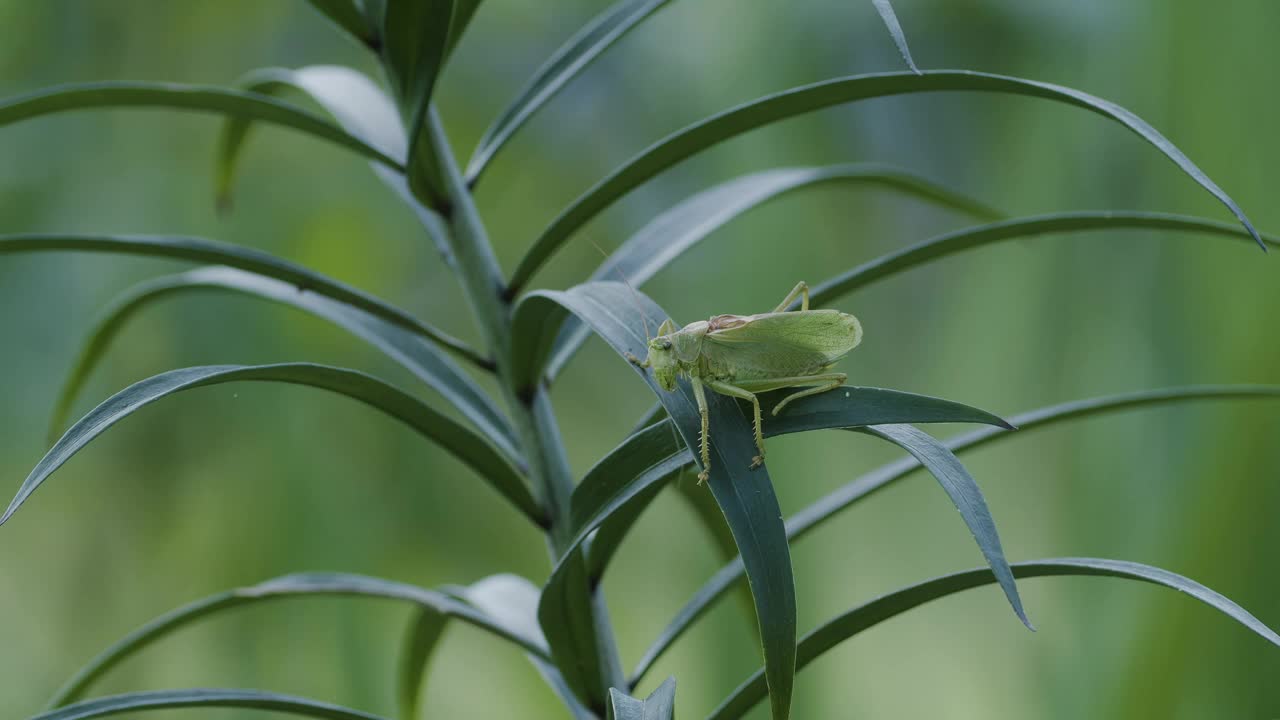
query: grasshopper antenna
[{"left": 589, "top": 238, "right": 653, "bottom": 342}]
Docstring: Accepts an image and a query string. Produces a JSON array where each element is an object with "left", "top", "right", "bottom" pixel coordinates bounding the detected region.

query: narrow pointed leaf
[
  {"left": 858, "top": 424, "right": 1030, "bottom": 628},
  {"left": 0, "top": 233, "right": 487, "bottom": 367},
  {"left": 0, "top": 82, "right": 400, "bottom": 170},
  {"left": 707, "top": 558, "right": 1280, "bottom": 720},
  {"left": 466, "top": 0, "right": 675, "bottom": 184},
  {"left": 383, "top": 0, "right": 455, "bottom": 209},
  {"left": 306, "top": 0, "right": 377, "bottom": 46},
  {"left": 47, "top": 267, "right": 518, "bottom": 468},
  {"left": 871, "top": 0, "right": 920, "bottom": 74},
  {"left": 510, "top": 70, "right": 1262, "bottom": 291},
  {"left": 607, "top": 677, "right": 676, "bottom": 720},
  {"left": 34, "top": 689, "right": 387, "bottom": 720},
  {"left": 47, "top": 572, "right": 548, "bottom": 708},
  {"left": 631, "top": 385, "right": 1280, "bottom": 685},
  {"left": 516, "top": 281, "right": 797, "bottom": 720},
  {"left": 806, "top": 211, "right": 1280, "bottom": 309},
  {"left": 545, "top": 163, "right": 1002, "bottom": 380},
  {"left": 3, "top": 363, "right": 537, "bottom": 528}
]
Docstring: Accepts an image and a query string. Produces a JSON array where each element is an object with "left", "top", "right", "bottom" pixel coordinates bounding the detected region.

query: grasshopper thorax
[{"left": 645, "top": 318, "right": 706, "bottom": 391}]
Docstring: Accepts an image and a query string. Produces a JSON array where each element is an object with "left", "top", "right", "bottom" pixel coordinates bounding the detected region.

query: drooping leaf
[
  {"left": 46, "top": 572, "right": 549, "bottom": 708},
  {"left": 46, "top": 267, "right": 518, "bottom": 469},
  {"left": 213, "top": 65, "right": 456, "bottom": 265},
  {"left": 0, "top": 82, "right": 400, "bottom": 171},
  {"left": 382, "top": 0, "right": 455, "bottom": 209},
  {"left": 466, "top": 0, "right": 676, "bottom": 184},
  {"left": 707, "top": 558, "right": 1280, "bottom": 720},
  {"left": 34, "top": 688, "right": 387, "bottom": 720},
  {"left": 607, "top": 677, "right": 677, "bottom": 720},
  {"left": 630, "top": 384, "right": 1280, "bottom": 685},
  {"left": 0, "top": 233, "right": 487, "bottom": 367},
  {"left": 2, "top": 363, "right": 538, "bottom": 528},
  {"left": 858, "top": 424, "right": 1029, "bottom": 628},
  {"left": 871, "top": 0, "right": 920, "bottom": 74},
  {"left": 399, "top": 574, "right": 550, "bottom": 720},
  {"left": 515, "top": 281, "right": 797, "bottom": 720},
  {"left": 545, "top": 163, "right": 1002, "bottom": 380},
  {"left": 396, "top": 608, "right": 449, "bottom": 720},
  {"left": 509, "top": 70, "right": 1263, "bottom": 292},
  {"left": 805, "top": 211, "right": 1280, "bottom": 309},
  {"left": 568, "top": 388, "right": 1011, "bottom": 559},
  {"left": 305, "top": 0, "right": 377, "bottom": 46}
]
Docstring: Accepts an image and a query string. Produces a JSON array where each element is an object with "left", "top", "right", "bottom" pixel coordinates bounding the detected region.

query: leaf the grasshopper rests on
[{"left": 514, "top": 281, "right": 798, "bottom": 720}]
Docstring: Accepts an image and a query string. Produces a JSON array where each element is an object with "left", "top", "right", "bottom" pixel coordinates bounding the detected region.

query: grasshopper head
[{"left": 646, "top": 318, "right": 680, "bottom": 391}]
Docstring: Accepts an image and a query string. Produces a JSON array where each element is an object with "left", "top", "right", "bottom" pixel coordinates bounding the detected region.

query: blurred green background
[{"left": 2, "top": 1, "right": 1278, "bottom": 717}]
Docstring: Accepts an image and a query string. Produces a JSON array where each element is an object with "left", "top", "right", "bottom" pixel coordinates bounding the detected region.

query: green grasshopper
[{"left": 629, "top": 281, "right": 862, "bottom": 482}]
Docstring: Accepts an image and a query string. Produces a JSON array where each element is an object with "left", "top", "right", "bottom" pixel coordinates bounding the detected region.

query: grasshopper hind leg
[{"left": 764, "top": 372, "right": 847, "bottom": 416}]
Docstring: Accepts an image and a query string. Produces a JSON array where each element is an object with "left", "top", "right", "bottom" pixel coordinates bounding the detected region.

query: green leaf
[
  {"left": 397, "top": 607, "right": 448, "bottom": 720},
  {"left": 607, "top": 677, "right": 677, "bottom": 720},
  {"left": 545, "top": 163, "right": 1002, "bottom": 380},
  {"left": 0, "top": 82, "right": 400, "bottom": 172},
  {"left": 707, "top": 558, "right": 1280, "bottom": 720},
  {"left": 2, "top": 363, "right": 538, "bottom": 529},
  {"left": 871, "top": 0, "right": 920, "bottom": 74},
  {"left": 858, "top": 424, "right": 1030, "bottom": 628},
  {"left": 515, "top": 282, "right": 797, "bottom": 720},
  {"left": 568, "top": 388, "right": 1011, "bottom": 561},
  {"left": 630, "top": 384, "right": 1280, "bottom": 686},
  {"left": 466, "top": 0, "right": 676, "bottom": 185},
  {"left": 382, "top": 0, "right": 455, "bottom": 209},
  {"left": 399, "top": 574, "right": 549, "bottom": 720},
  {"left": 46, "top": 267, "right": 518, "bottom": 470},
  {"left": 806, "top": 211, "right": 1280, "bottom": 309},
  {"left": 305, "top": 0, "right": 377, "bottom": 46},
  {"left": 0, "top": 233, "right": 488, "bottom": 368},
  {"left": 215, "top": 66, "right": 407, "bottom": 208},
  {"left": 46, "top": 572, "right": 549, "bottom": 708},
  {"left": 212, "top": 64, "right": 458, "bottom": 268},
  {"left": 537, "top": 550, "right": 627, "bottom": 708},
  {"left": 508, "top": 70, "right": 1263, "bottom": 292},
  {"left": 446, "top": 0, "right": 484, "bottom": 54},
  {"left": 34, "top": 688, "right": 387, "bottom": 720}
]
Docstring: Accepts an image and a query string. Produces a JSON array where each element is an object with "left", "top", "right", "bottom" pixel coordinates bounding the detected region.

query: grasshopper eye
[{"left": 661, "top": 340, "right": 672, "bottom": 350}]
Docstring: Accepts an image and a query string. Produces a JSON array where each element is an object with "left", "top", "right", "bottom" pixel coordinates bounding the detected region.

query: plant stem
[{"left": 422, "top": 107, "right": 626, "bottom": 714}]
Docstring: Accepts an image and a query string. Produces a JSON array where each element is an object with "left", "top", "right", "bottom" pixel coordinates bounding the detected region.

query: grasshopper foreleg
[
  {"left": 690, "top": 378, "right": 712, "bottom": 483},
  {"left": 705, "top": 379, "right": 766, "bottom": 470}
]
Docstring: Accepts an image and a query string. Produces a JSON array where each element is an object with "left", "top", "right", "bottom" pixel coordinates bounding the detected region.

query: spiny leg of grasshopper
[
  {"left": 690, "top": 378, "right": 712, "bottom": 483},
  {"left": 736, "top": 372, "right": 848, "bottom": 416},
  {"left": 773, "top": 281, "right": 810, "bottom": 312},
  {"left": 704, "top": 379, "right": 767, "bottom": 470}
]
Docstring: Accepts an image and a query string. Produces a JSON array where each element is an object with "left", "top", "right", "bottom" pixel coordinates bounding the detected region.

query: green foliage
[{"left": 2, "top": 3, "right": 1277, "bottom": 720}]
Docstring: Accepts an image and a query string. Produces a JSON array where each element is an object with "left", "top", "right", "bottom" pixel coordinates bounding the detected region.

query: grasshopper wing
[{"left": 702, "top": 309, "right": 862, "bottom": 376}]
